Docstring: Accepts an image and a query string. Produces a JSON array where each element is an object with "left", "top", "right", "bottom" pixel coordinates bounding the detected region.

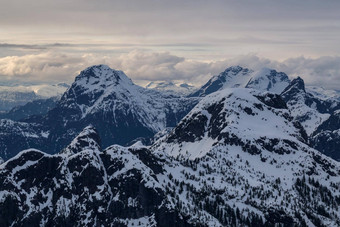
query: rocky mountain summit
[{"left": 0, "top": 65, "right": 198, "bottom": 160}]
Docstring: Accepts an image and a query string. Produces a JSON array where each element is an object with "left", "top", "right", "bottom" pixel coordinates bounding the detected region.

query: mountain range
[
  {"left": 0, "top": 65, "right": 197, "bottom": 160},
  {"left": 0, "top": 64, "right": 340, "bottom": 226},
  {"left": 145, "top": 81, "right": 196, "bottom": 95}
]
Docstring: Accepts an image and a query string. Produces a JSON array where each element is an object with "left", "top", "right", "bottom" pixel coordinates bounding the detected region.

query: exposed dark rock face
[{"left": 311, "top": 111, "right": 340, "bottom": 161}]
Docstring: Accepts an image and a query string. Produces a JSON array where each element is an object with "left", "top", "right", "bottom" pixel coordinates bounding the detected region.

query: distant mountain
[
  {"left": 0, "top": 83, "right": 69, "bottom": 112},
  {"left": 189, "top": 66, "right": 290, "bottom": 97},
  {"left": 1, "top": 88, "right": 340, "bottom": 226},
  {"left": 146, "top": 81, "right": 196, "bottom": 95},
  {"left": 307, "top": 86, "right": 340, "bottom": 101},
  {"left": 0, "top": 65, "right": 198, "bottom": 160},
  {"left": 0, "top": 96, "right": 58, "bottom": 121},
  {"left": 0, "top": 90, "right": 40, "bottom": 112}
]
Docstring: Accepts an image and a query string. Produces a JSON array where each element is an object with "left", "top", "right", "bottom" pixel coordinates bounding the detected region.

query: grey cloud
[
  {"left": 0, "top": 43, "right": 74, "bottom": 50},
  {"left": 1, "top": 0, "right": 340, "bottom": 60},
  {"left": 0, "top": 43, "right": 47, "bottom": 50}
]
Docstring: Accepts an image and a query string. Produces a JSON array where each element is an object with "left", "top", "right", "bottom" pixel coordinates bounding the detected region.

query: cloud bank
[{"left": 0, "top": 50, "right": 340, "bottom": 90}]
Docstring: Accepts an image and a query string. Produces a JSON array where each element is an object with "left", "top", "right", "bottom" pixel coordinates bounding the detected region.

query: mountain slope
[
  {"left": 189, "top": 66, "right": 290, "bottom": 97},
  {"left": 0, "top": 127, "right": 195, "bottom": 226},
  {"left": 154, "top": 88, "right": 307, "bottom": 159}
]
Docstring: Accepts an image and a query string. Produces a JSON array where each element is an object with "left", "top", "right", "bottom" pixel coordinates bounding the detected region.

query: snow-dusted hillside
[
  {"left": 1, "top": 89, "right": 340, "bottom": 226},
  {"left": 189, "top": 66, "right": 290, "bottom": 97}
]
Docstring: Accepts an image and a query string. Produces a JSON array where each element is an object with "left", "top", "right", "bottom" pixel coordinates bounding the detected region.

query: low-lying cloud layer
[{"left": 0, "top": 50, "right": 340, "bottom": 90}]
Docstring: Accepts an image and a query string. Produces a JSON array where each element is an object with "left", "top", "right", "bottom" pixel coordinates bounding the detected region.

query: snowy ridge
[{"left": 154, "top": 88, "right": 306, "bottom": 159}]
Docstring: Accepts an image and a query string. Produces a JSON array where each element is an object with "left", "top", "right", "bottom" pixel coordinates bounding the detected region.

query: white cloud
[
  {"left": 0, "top": 50, "right": 340, "bottom": 90},
  {"left": 0, "top": 52, "right": 85, "bottom": 83}
]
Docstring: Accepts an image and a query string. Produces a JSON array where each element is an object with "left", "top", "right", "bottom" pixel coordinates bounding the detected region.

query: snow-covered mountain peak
[
  {"left": 39, "top": 65, "right": 198, "bottom": 152},
  {"left": 74, "top": 64, "right": 133, "bottom": 93},
  {"left": 60, "top": 125, "right": 101, "bottom": 157},
  {"left": 59, "top": 65, "right": 141, "bottom": 119},
  {"left": 222, "top": 65, "right": 249, "bottom": 74},
  {"left": 245, "top": 68, "right": 290, "bottom": 94},
  {"left": 189, "top": 66, "right": 290, "bottom": 97}
]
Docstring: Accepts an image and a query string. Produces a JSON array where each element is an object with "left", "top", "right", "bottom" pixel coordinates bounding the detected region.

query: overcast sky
[{"left": 1, "top": 0, "right": 340, "bottom": 89}]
